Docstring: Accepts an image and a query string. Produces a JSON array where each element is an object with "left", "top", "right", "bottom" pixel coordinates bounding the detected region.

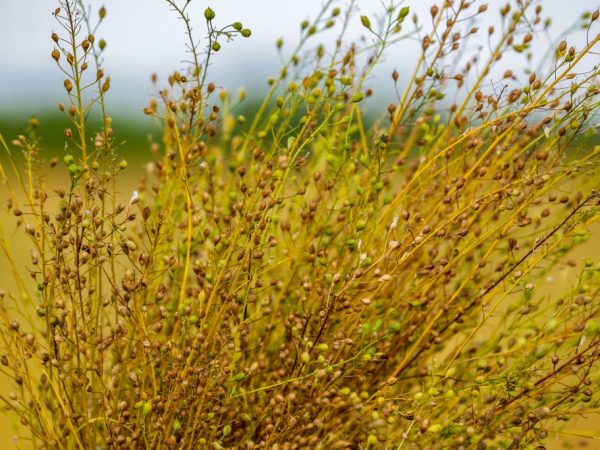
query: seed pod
[
  {"left": 558, "top": 40, "right": 567, "bottom": 52},
  {"left": 204, "top": 7, "right": 215, "bottom": 20},
  {"left": 128, "top": 371, "right": 138, "bottom": 385},
  {"left": 101, "top": 77, "right": 111, "bottom": 93},
  {"left": 360, "top": 15, "right": 371, "bottom": 30}
]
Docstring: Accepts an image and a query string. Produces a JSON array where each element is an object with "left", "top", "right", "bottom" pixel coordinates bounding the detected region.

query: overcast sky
[{"left": 0, "top": 0, "right": 594, "bottom": 117}]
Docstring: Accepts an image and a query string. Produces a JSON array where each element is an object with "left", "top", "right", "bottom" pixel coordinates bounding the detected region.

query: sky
[{"left": 0, "top": 0, "right": 593, "bottom": 117}]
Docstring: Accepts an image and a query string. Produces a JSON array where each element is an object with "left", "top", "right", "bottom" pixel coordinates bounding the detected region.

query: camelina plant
[{"left": 1, "top": 0, "right": 600, "bottom": 448}]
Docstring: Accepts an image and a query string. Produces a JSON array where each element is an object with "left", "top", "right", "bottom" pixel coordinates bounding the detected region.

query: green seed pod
[
  {"left": 142, "top": 402, "right": 152, "bottom": 416},
  {"left": 428, "top": 424, "right": 442, "bottom": 433},
  {"left": 360, "top": 15, "right": 372, "bottom": 30},
  {"left": 212, "top": 42, "right": 221, "bottom": 52},
  {"left": 233, "top": 22, "right": 242, "bottom": 31},
  {"left": 204, "top": 7, "right": 215, "bottom": 20},
  {"left": 241, "top": 29, "right": 252, "bottom": 38},
  {"left": 232, "top": 372, "right": 245, "bottom": 381},
  {"left": 68, "top": 164, "right": 83, "bottom": 178},
  {"left": 398, "top": 6, "right": 410, "bottom": 19},
  {"left": 351, "top": 92, "right": 364, "bottom": 102},
  {"left": 586, "top": 321, "right": 600, "bottom": 335},
  {"left": 316, "top": 343, "right": 329, "bottom": 352},
  {"left": 389, "top": 322, "right": 401, "bottom": 333}
]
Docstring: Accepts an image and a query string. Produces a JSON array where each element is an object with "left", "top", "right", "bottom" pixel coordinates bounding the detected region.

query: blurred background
[{"left": 0, "top": 0, "right": 594, "bottom": 151}]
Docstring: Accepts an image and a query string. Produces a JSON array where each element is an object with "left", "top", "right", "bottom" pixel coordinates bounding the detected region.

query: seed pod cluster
[{"left": 0, "top": 1, "right": 599, "bottom": 449}]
